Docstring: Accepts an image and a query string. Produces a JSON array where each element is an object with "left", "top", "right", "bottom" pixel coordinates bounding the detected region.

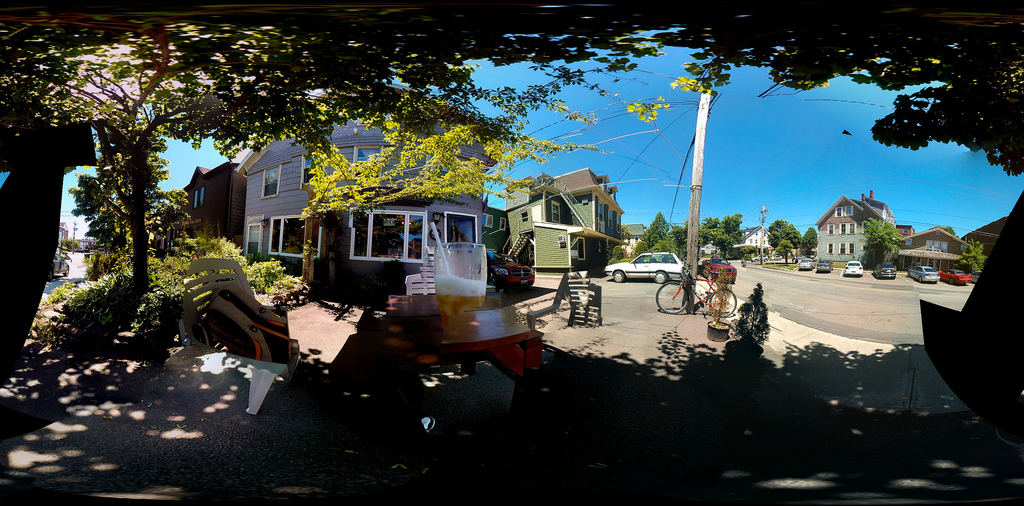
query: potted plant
[
  {"left": 728, "top": 282, "right": 770, "bottom": 361},
  {"left": 706, "top": 272, "right": 735, "bottom": 342}
]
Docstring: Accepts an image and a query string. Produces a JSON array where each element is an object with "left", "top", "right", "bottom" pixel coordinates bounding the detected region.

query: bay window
[{"left": 350, "top": 210, "right": 425, "bottom": 261}]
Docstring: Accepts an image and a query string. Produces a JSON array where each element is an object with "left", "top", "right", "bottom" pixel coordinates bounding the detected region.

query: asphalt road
[{"left": 591, "top": 262, "right": 975, "bottom": 346}]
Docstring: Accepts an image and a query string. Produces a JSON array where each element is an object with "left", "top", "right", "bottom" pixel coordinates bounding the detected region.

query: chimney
[
  {"left": 870, "top": 190, "right": 874, "bottom": 199},
  {"left": 861, "top": 193, "right": 866, "bottom": 200}
]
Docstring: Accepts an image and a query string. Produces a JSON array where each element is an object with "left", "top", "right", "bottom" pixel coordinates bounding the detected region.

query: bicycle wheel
[
  {"left": 655, "top": 281, "right": 687, "bottom": 314},
  {"left": 708, "top": 290, "right": 739, "bottom": 317}
]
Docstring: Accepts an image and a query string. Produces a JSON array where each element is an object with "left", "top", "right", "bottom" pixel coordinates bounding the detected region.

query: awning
[{"left": 898, "top": 249, "right": 959, "bottom": 260}]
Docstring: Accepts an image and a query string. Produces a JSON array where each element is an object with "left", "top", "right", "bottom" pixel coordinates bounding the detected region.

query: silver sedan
[{"left": 908, "top": 265, "right": 940, "bottom": 283}]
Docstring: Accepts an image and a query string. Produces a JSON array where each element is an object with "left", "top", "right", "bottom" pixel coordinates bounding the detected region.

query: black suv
[{"left": 873, "top": 262, "right": 896, "bottom": 279}]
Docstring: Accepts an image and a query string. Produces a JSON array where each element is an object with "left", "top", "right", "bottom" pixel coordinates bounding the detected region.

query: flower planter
[{"left": 707, "top": 321, "right": 731, "bottom": 342}]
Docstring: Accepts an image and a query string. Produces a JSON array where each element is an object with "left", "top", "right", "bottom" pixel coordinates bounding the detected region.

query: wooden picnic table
[{"left": 332, "top": 293, "right": 543, "bottom": 389}]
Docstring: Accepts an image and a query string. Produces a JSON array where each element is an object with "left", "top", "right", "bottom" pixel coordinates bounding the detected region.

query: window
[
  {"left": 350, "top": 211, "right": 425, "bottom": 261},
  {"left": 850, "top": 223, "right": 856, "bottom": 234},
  {"left": 597, "top": 203, "right": 605, "bottom": 230},
  {"left": 578, "top": 239, "right": 586, "bottom": 260},
  {"left": 845, "top": 206, "right": 853, "bottom": 216},
  {"left": 484, "top": 214, "right": 494, "bottom": 228},
  {"left": 354, "top": 146, "right": 382, "bottom": 162},
  {"left": 849, "top": 243, "right": 855, "bottom": 255},
  {"left": 193, "top": 187, "right": 205, "bottom": 208},
  {"left": 551, "top": 201, "right": 561, "bottom": 223},
  {"left": 263, "top": 166, "right": 281, "bottom": 197},
  {"left": 499, "top": 217, "right": 507, "bottom": 231},
  {"left": 828, "top": 243, "right": 834, "bottom": 254},
  {"left": 828, "top": 224, "right": 834, "bottom": 235},
  {"left": 840, "top": 223, "right": 847, "bottom": 234},
  {"left": 835, "top": 207, "right": 842, "bottom": 217},
  {"left": 302, "top": 157, "right": 314, "bottom": 185},
  {"left": 269, "top": 216, "right": 319, "bottom": 257},
  {"left": 446, "top": 213, "right": 477, "bottom": 243},
  {"left": 246, "top": 224, "right": 261, "bottom": 256},
  {"left": 906, "top": 238, "right": 912, "bottom": 246},
  {"left": 840, "top": 243, "right": 846, "bottom": 254}
]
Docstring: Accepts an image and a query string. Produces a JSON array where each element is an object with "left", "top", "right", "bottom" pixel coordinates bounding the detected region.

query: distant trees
[
  {"left": 802, "top": 228, "right": 818, "bottom": 257},
  {"left": 768, "top": 219, "right": 801, "bottom": 263}
]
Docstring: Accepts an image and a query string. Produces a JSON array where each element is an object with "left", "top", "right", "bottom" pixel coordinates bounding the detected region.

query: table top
[{"left": 384, "top": 294, "right": 538, "bottom": 354}]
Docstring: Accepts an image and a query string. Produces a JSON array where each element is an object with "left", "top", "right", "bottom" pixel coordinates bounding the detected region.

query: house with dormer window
[
  {"left": 237, "top": 121, "right": 493, "bottom": 279},
  {"left": 816, "top": 190, "right": 896, "bottom": 263},
  {"left": 896, "top": 226, "right": 969, "bottom": 271},
  {"left": 503, "top": 168, "right": 625, "bottom": 276}
]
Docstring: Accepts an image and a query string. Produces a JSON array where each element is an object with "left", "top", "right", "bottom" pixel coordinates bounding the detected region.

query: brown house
[
  {"left": 896, "top": 226, "right": 968, "bottom": 271},
  {"left": 178, "top": 161, "right": 247, "bottom": 246},
  {"left": 961, "top": 215, "right": 1006, "bottom": 259}
]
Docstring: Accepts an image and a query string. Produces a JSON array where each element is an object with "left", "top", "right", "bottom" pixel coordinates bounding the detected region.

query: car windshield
[
  {"left": 949, "top": 269, "right": 964, "bottom": 274},
  {"left": 487, "top": 251, "right": 512, "bottom": 262},
  {"left": 922, "top": 267, "right": 937, "bottom": 273}
]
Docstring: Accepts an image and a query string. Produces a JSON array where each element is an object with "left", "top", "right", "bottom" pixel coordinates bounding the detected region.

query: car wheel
[
  {"left": 613, "top": 270, "right": 626, "bottom": 283},
  {"left": 654, "top": 271, "right": 669, "bottom": 284}
]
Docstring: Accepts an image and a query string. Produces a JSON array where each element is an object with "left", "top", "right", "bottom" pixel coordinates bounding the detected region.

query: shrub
[
  {"left": 736, "top": 282, "right": 770, "bottom": 346},
  {"left": 246, "top": 259, "right": 300, "bottom": 295},
  {"left": 610, "top": 245, "right": 624, "bottom": 263},
  {"left": 86, "top": 250, "right": 129, "bottom": 280},
  {"left": 62, "top": 271, "right": 138, "bottom": 335}
]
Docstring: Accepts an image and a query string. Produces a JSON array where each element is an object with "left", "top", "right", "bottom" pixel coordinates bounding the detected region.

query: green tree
[
  {"left": 863, "top": 218, "right": 902, "bottom": 263},
  {"left": 768, "top": 219, "right": 801, "bottom": 263},
  {"left": 956, "top": 239, "right": 987, "bottom": 273},
  {"left": 802, "top": 227, "right": 819, "bottom": 257},
  {"left": 642, "top": 212, "right": 670, "bottom": 249},
  {"left": 669, "top": 224, "right": 687, "bottom": 258},
  {"left": 633, "top": 240, "right": 648, "bottom": 256}
]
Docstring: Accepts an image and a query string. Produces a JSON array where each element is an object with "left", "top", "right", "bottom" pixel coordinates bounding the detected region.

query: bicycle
[{"left": 656, "top": 264, "right": 737, "bottom": 316}]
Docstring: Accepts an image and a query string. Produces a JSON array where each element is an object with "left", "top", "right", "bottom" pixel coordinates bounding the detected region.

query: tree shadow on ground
[{"left": 315, "top": 327, "right": 1024, "bottom": 503}]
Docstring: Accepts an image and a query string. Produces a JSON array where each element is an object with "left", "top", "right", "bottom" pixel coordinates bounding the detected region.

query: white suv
[{"left": 606, "top": 252, "right": 684, "bottom": 284}]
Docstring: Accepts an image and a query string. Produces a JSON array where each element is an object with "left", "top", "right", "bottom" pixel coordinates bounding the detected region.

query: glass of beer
[{"left": 433, "top": 243, "right": 487, "bottom": 329}]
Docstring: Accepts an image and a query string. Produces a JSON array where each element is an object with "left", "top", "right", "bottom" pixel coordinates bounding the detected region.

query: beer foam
[{"left": 434, "top": 274, "right": 486, "bottom": 296}]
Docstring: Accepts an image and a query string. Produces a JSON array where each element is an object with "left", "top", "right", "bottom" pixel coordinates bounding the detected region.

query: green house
[{"left": 501, "top": 168, "right": 625, "bottom": 276}]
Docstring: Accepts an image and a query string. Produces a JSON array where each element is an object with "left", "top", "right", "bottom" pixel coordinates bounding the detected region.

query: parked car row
[{"left": 796, "top": 259, "right": 977, "bottom": 286}]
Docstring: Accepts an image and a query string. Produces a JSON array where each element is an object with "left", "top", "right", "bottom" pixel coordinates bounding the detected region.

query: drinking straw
[{"left": 430, "top": 222, "right": 450, "bottom": 273}]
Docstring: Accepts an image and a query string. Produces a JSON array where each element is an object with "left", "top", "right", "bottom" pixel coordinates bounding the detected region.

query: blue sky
[{"left": 59, "top": 45, "right": 1024, "bottom": 241}]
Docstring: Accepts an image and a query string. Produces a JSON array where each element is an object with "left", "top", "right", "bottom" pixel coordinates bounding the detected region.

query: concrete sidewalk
[{"left": 3, "top": 274, "right": 1022, "bottom": 504}]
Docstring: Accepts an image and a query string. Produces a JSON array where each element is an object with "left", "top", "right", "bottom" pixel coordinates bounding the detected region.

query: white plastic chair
[{"left": 178, "top": 258, "right": 300, "bottom": 415}]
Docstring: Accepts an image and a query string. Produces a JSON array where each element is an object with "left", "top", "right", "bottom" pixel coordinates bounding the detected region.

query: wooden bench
[{"left": 527, "top": 273, "right": 603, "bottom": 330}]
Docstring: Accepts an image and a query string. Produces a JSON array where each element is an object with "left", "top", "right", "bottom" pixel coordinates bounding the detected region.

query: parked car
[
  {"left": 938, "top": 269, "right": 972, "bottom": 286},
  {"left": 607, "top": 252, "right": 684, "bottom": 284},
  {"left": 873, "top": 262, "right": 896, "bottom": 279},
  {"left": 816, "top": 259, "right": 833, "bottom": 273},
  {"left": 971, "top": 271, "right": 981, "bottom": 283},
  {"left": 798, "top": 258, "right": 814, "bottom": 271},
  {"left": 700, "top": 257, "right": 738, "bottom": 281},
  {"left": 49, "top": 252, "right": 70, "bottom": 281},
  {"left": 842, "top": 261, "right": 863, "bottom": 277},
  {"left": 486, "top": 250, "right": 534, "bottom": 290},
  {"left": 908, "top": 265, "right": 940, "bottom": 283}
]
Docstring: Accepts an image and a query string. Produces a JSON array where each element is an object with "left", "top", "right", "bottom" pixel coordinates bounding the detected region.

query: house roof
[
  {"left": 815, "top": 194, "right": 889, "bottom": 228},
  {"left": 625, "top": 223, "right": 646, "bottom": 236},
  {"left": 904, "top": 226, "right": 967, "bottom": 245},
  {"left": 185, "top": 161, "right": 238, "bottom": 189},
  {"left": 554, "top": 167, "right": 612, "bottom": 192}
]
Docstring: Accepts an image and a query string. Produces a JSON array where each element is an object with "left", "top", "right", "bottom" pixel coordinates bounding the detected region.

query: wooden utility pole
[{"left": 686, "top": 93, "right": 712, "bottom": 313}]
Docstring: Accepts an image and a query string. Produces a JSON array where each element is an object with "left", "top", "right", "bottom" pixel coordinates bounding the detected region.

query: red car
[
  {"left": 938, "top": 269, "right": 972, "bottom": 285},
  {"left": 486, "top": 250, "right": 535, "bottom": 290},
  {"left": 700, "top": 257, "right": 737, "bottom": 281}
]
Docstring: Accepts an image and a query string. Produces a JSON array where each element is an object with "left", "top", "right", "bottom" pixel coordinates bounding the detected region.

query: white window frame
[
  {"left": 484, "top": 214, "right": 494, "bottom": 228},
  {"left": 551, "top": 201, "right": 561, "bottom": 223},
  {"left": 828, "top": 224, "right": 834, "bottom": 235},
  {"left": 841, "top": 223, "right": 847, "bottom": 235},
  {"left": 269, "top": 215, "right": 321, "bottom": 258},
  {"left": 349, "top": 210, "right": 427, "bottom": 262},
  {"left": 301, "top": 156, "right": 314, "bottom": 185},
  {"left": 499, "top": 217, "right": 507, "bottom": 231},
  {"left": 445, "top": 211, "right": 478, "bottom": 243},
  {"left": 245, "top": 223, "right": 262, "bottom": 256},
  {"left": 835, "top": 207, "right": 842, "bottom": 218},
  {"left": 262, "top": 165, "right": 281, "bottom": 198}
]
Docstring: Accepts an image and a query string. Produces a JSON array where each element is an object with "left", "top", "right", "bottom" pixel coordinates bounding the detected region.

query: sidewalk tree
[
  {"left": 802, "top": 228, "right": 818, "bottom": 257},
  {"left": 863, "top": 218, "right": 902, "bottom": 263},
  {"left": 768, "top": 219, "right": 801, "bottom": 263},
  {"left": 956, "top": 239, "right": 987, "bottom": 273}
]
